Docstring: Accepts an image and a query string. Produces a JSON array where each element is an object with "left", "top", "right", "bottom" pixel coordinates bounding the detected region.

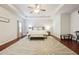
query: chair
[
  {"left": 75, "top": 31, "right": 79, "bottom": 42},
  {"left": 60, "top": 34, "right": 73, "bottom": 40}
]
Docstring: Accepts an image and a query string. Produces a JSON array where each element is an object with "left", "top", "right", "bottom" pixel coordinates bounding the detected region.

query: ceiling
[
  {"left": 0, "top": 4, "right": 79, "bottom": 19},
  {"left": 13, "top": 4, "right": 60, "bottom": 16},
  {"left": 58, "top": 4, "right": 79, "bottom": 13}
]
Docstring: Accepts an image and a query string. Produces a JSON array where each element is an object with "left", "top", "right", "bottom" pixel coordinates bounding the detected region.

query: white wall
[
  {"left": 25, "top": 18, "right": 53, "bottom": 32},
  {"left": 70, "top": 9, "right": 79, "bottom": 40},
  {"left": 51, "top": 9, "right": 79, "bottom": 40},
  {"left": 61, "top": 13, "right": 70, "bottom": 34},
  {"left": 52, "top": 14, "right": 61, "bottom": 38},
  {"left": 0, "top": 7, "right": 18, "bottom": 45},
  {"left": 52, "top": 13, "right": 70, "bottom": 38}
]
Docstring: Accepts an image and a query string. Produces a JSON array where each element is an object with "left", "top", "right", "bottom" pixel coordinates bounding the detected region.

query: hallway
[{"left": 0, "top": 36, "right": 76, "bottom": 55}]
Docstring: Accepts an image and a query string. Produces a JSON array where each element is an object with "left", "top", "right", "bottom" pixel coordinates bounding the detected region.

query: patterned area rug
[{"left": 0, "top": 36, "right": 76, "bottom": 55}]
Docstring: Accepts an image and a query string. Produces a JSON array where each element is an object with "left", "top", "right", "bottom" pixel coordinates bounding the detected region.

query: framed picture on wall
[{"left": 0, "top": 16, "right": 10, "bottom": 23}]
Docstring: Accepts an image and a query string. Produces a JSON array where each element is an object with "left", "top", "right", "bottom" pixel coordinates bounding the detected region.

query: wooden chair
[
  {"left": 75, "top": 31, "right": 79, "bottom": 42},
  {"left": 60, "top": 34, "right": 73, "bottom": 40}
]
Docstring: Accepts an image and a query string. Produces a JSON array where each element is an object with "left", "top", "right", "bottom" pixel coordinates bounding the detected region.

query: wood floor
[
  {"left": 0, "top": 35, "right": 26, "bottom": 51},
  {"left": 52, "top": 35, "right": 79, "bottom": 54},
  {"left": 60, "top": 40, "right": 79, "bottom": 54}
]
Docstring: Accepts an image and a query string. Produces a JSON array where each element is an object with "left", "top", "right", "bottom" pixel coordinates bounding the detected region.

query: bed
[
  {"left": 27, "top": 26, "right": 48, "bottom": 39},
  {"left": 28, "top": 30, "right": 48, "bottom": 39}
]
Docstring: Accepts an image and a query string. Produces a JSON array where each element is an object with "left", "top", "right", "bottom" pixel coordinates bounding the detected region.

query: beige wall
[
  {"left": 52, "top": 14, "right": 61, "bottom": 38},
  {"left": 70, "top": 9, "right": 79, "bottom": 40},
  {"left": 70, "top": 9, "right": 79, "bottom": 34},
  {"left": 52, "top": 9, "right": 79, "bottom": 40},
  {"left": 25, "top": 18, "right": 53, "bottom": 32},
  {"left": 52, "top": 13, "right": 70, "bottom": 38},
  {"left": 61, "top": 13, "right": 70, "bottom": 34},
  {"left": 0, "top": 7, "right": 18, "bottom": 45}
]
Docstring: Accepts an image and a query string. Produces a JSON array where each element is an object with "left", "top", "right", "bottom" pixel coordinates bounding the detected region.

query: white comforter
[{"left": 28, "top": 30, "right": 48, "bottom": 35}]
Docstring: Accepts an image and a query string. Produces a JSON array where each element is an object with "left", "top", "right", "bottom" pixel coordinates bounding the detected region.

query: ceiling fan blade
[
  {"left": 28, "top": 6, "right": 33, "bottom": 9},
  {"left": 40, "top": 9, "right": 46, "bottom": 11}
]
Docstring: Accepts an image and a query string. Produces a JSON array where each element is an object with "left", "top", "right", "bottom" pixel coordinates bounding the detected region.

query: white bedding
[{"left": 28, "top": 30, "right": 48, "bottom": 35}]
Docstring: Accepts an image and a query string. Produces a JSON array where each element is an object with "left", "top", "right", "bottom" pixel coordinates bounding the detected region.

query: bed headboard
[{"left": 29, "top": 26, "right": 45, "bottom": 31}]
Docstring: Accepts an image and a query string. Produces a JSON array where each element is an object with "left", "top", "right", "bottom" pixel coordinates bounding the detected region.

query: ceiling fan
[{"left": 28, "top": 4, "right": 46, "bottom": 13}]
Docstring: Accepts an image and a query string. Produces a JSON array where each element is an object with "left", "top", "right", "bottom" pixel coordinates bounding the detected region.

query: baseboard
[
  {"left": 0, "top": 35, "right": 26, "bottom": 51},
  {"left": 51, "top": 35, "right": 60, "bottom": 40}
]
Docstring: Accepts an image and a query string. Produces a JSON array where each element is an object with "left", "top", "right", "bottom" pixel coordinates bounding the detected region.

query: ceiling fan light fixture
[
  {"left": 28, "top": 4, "right": 46, "bottom": 14},
  {"left": 34, "top": 9, "right": 40, "bottom": 13}
]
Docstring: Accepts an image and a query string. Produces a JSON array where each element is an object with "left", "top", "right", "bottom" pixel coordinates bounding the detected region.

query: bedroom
[{"left": 0, "top": 4, "right": 79, "bottom": 55}]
